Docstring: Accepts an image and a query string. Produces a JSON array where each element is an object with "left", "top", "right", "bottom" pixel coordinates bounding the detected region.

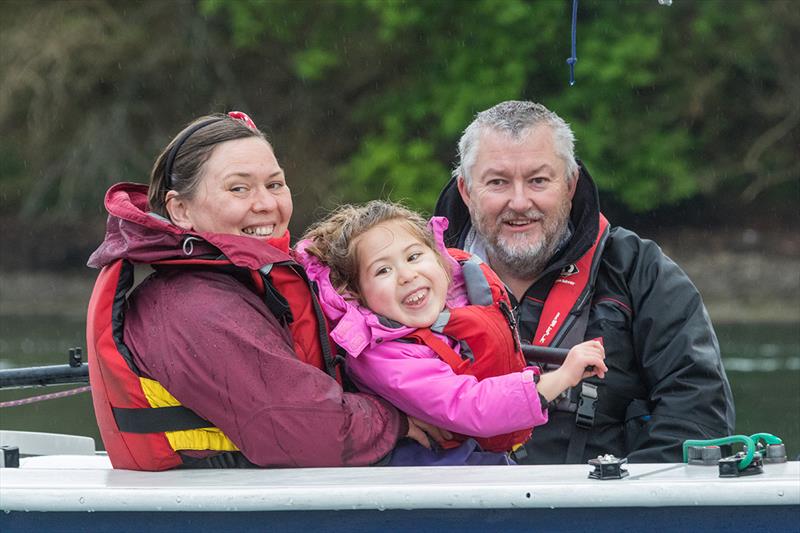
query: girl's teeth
[{"left": 404, "top": 290, "right": 426, "bottom": 305}]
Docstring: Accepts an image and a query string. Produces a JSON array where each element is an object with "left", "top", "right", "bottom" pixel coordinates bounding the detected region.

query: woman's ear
[{"left": 165, "top": 191, "right": 194, "bottom": 230}]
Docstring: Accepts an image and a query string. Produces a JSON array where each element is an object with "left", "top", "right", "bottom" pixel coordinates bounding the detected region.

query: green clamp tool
[{"left": 682, "top": 433, "right": 785, "bottom": 477}]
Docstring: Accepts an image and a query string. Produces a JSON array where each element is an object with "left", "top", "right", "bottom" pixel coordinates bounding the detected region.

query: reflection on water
[{"left": 2, "top": 316, "right": 799, "bottom": 459}]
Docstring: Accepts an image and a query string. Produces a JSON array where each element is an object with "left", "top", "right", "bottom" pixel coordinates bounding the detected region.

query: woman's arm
[{"left": 125, "top": 269, "right": 405, "bottom": 467}]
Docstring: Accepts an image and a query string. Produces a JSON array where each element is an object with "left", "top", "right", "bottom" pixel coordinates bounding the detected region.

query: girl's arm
[
  {"left": 346, "top": 340, "right": 548, "bottom": 438},
  {"left": 536, "top": 339, "right": 607, "bottom": 401}
]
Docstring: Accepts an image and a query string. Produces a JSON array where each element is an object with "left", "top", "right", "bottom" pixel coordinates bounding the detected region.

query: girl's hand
[{"left": 536, "top": 340, "right": 607, "bottom": 402}]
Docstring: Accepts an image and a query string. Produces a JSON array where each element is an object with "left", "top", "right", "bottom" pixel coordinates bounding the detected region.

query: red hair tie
[
  {"left": 164, "top": 111, "right": 259, "bottom": 189},
  {"left": 228, "top": 111, "right": 258, "bottom": 131}
]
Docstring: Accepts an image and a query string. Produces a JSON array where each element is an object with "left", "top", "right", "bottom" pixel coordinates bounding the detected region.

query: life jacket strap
[
  {"left": 565, "top": 383, "right": 598, "bottom": 463},
  {"left": 408, "top": 328, "right": 470, "bottom": 374},
  {"left": 253, "top": 267, "right": 293, "bottom": 326},
  {"left": 306, "top": 276, "right": 339, "bottom": 379},
  {"left": 177, "top": 451, "right": 257, "bottom": 469},
  {"left": 113, "top": 406, "right": 212, "bottom": 433}
]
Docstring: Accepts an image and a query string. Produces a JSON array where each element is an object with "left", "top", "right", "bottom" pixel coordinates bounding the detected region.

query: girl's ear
[{"left": 165, "top": 191, "right": 194, "bottom": 230}]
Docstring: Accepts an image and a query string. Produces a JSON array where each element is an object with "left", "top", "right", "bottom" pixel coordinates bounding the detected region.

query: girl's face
[
  {"left": 356, "top": 220, "right": 449, "bottom": 329},
  {"left": 166, "top": 137, "right": 292, "bottom": 239}
]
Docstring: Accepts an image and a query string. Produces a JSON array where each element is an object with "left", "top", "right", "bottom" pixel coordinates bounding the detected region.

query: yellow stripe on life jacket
[{"left": 139, "top": 377, "right": 239, "bottom": 452}]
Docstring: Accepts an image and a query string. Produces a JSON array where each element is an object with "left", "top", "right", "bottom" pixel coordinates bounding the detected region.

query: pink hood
[{"left": 295, "top": 217, "right": 469, "bottom": 357}]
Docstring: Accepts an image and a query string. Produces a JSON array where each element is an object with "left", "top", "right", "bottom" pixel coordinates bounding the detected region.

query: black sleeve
[{"left": 621, "top": 232, "right": 736, "bottom": 462}]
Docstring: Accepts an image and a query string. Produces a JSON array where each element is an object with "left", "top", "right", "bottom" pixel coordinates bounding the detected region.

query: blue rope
[{"left": 567, "top": 0, "right": 579, "bottom": 86}]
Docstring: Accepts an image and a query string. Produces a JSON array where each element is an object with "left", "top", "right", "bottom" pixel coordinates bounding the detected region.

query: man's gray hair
[{"left": 453, "top": 101, "right": 578, "bottom": 188}]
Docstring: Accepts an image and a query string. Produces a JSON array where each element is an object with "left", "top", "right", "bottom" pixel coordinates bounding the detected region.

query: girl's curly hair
[{"left": 302, "top": 200, "right": 447, "bottom": 301}]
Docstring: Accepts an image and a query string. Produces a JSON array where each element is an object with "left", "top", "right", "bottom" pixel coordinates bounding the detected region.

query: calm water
[{"left": 1, "top": 316, "right": 798, "bottom": 459}]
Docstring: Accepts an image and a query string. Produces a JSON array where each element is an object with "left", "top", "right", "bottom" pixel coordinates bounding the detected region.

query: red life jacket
[
  {"left": 525, "top": 214, "right": 611, "bottom": 465},
  {"left": 86, "top": 256, "right": 336, "bottom": 471},
  {"left": 404, "top": 248, "right": 530, "bottom": 453},
  {"left": 532, "top": 215, "right": 610, "bottom": 349}
]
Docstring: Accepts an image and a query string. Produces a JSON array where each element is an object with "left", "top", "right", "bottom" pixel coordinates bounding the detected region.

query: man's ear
[
  {"left": 457, "top": 175, "right": 471, "bottom": 206},
  {"left": 567, "top": 168, "right": 579, "bottom": 200},
  {"left": 165, "top": 191, "right": 194, "bottom": 230}
]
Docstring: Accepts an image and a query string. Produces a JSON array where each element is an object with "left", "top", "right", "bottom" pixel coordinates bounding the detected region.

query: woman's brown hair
[{"left": 148, "top": 113, "right": 267, "bottom": 216}]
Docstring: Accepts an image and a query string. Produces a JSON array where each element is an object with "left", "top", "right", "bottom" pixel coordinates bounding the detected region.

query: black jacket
[{"left": 434, "top": 163, "right": 735, "bottom": 463}]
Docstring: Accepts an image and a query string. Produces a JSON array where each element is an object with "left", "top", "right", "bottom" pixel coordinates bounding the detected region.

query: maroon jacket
[{"left": 88, "top": 183, "right": 405, "bottom": 467}]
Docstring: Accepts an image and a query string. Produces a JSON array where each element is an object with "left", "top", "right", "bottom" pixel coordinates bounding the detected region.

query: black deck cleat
[
  {"left": 588, "top": 454, "right": 629, "bottom": 480},
  {"left": 718, "top": 451, "right": 764, "bottom": 477},
  {"left": 1, "top": 445, "right": 20, "bottom": 468},
  {"left": 68, "top": 347, "right": 83, "bottom": 367}
]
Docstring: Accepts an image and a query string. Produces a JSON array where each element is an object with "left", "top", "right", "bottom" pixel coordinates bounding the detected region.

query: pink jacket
[{"left": 295, "top": 217, "right": 548, "bottom": 439}]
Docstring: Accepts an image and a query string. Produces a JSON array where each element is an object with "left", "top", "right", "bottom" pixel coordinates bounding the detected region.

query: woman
[{"left": 86, "top": 112, "right": 441, "bottom": 470}]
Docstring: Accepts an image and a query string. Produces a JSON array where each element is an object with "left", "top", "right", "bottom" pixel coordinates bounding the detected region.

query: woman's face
[{"left": 167, "top": 137, "right": 292, "bottom": 239}]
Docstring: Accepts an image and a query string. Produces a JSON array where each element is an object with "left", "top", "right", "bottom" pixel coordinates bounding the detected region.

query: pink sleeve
[{"left": 346, "top": 341, "right": 548, "bottom": 438}]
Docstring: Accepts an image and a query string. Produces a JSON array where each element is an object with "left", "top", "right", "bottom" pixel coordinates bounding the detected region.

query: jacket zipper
[{"left": 498, "top": 300, "right": 521, "bottom": 352}]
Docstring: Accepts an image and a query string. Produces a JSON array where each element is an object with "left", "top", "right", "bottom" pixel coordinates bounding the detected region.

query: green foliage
[
  {"left": 1, "top": 0, "right": 797, "bottom": 226},
  {"left": 203, "top": 0, "right": 798, "bottom": 213}
]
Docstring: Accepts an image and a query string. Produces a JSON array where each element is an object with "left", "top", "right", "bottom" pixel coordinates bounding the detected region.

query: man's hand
[{"left": 405, "top": 416, "right": 453, "bottom": 449}]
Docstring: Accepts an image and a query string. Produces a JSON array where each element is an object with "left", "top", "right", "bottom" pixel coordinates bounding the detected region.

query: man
[{"left": 435, "top": 101, "right": 735, "bottom": 463}]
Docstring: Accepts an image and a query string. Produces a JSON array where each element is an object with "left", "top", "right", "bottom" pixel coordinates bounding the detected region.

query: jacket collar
[{"left": 88, "top": 182, "right": 292, "bottom": 270}]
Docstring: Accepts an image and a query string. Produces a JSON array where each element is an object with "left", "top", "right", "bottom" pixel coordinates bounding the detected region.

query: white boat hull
[{"left": 2, "top": 455, "right": 798, "bottom": 531}]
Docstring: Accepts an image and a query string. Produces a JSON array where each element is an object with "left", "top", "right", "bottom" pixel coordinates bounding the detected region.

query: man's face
[{"left": 458, "top": 126, "right": 576, "bottom": 278}]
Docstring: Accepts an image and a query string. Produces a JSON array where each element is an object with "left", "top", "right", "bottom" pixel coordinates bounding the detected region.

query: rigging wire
[{"left": 566, "top": 0, "right": 579, "bottom": 86}]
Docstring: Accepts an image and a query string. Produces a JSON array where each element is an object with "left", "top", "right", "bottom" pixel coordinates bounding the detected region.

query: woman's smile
[{"left": 241, "top": 224, "right": 276, "bottom": 237}]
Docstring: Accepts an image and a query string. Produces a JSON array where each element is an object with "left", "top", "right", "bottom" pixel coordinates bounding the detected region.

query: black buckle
[
  {"left": 509, "top": 446, "right": 528, "bottom": 463},
  {"left": 575, "top": 382, "right": 598, "bottom": 429}
]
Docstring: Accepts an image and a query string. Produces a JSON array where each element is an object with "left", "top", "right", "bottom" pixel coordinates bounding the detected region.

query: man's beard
[{"left": 472, "top": 200, "right": 571, "bottom": 280}]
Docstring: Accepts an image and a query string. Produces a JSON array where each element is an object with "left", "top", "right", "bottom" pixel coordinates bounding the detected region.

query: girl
[{"left": 296, "top": 200, "right": 606, "bottom": 453}]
